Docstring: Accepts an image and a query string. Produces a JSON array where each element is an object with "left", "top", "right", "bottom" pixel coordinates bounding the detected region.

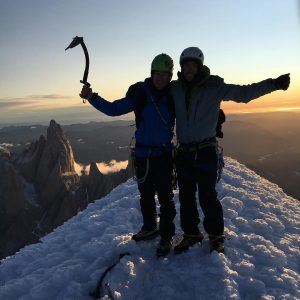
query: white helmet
[{"left": 180, "top": 47, "right": 204, "bottom": 66}]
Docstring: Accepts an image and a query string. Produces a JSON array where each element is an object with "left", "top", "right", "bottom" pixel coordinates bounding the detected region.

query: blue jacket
[{"left": 88, "top": 78, "right": 175, "bottom": 157}]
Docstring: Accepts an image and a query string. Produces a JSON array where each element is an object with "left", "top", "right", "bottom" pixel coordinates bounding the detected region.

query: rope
[
  {"left": 149, "top": 95, "right": 174, "bottom": 134},
  {"left": 134, "top": 155, "right": 150, "bottom": 184},
  {"left": 216, "top": 144, "right": 224, "bottom": 182},
  {"left": 90, "top": 252, "right": 131, "bottom": 299}
]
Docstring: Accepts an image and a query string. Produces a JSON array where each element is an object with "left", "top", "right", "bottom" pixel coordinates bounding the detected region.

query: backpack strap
[{"left": 126, "top": 82, "right": 147, "bottom": 128}]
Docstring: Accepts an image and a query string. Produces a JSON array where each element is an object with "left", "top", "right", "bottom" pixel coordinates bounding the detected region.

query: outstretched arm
[
  {"left": 80, "top": 85, "right": 135, "bottom": 116},
  {"left": 220, "top": 73, "right": 290, "bottom": 103}
]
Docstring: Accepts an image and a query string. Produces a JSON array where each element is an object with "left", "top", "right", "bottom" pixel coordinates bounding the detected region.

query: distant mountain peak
[
  {"left": 47, "top": 119, "right": 66, "bottom": 143},
  {"left": 89, "top": 161, "right": 104, "bottom": 177},
  {"left": 0, "top": 120, "right": 131, "bottom": 261}
]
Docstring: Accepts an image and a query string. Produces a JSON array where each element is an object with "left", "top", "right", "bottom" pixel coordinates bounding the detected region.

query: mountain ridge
[
  {"left": 0, "top": 120, "right": 131, "bottom": 260},
  {"left": 0, "top": 157, "right": 299, "bottom": 299}
]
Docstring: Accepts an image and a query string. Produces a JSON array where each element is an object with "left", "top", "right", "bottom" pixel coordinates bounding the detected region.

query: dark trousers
[
  {"left": 175, "top": 146, "right": 224, "bottom": 236},
  {"left": 135, "top": 152, "right": 176, "bottom": 238}
]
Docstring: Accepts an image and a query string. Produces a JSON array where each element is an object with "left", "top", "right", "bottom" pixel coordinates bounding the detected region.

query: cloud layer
[{"left": 74, "top": 160, "right": 128, "bottom": 175}]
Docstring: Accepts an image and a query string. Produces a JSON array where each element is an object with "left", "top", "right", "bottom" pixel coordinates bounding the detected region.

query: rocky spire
[
  {"left": 36, "top": 120, "right": 76, "bottom": 190},
  {"left": 0, "top": 120, "right": 132, "bottom": 260}
]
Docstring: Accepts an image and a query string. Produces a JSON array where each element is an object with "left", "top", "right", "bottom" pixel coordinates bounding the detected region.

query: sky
[
  {"left": 0, "top": 0, "right": 300, "bottom": 125},
  {"left": 0, "top": 158, "right": 299, "bottom": 299}
]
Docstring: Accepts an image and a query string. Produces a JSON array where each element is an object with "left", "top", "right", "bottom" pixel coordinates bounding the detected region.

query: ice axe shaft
[{"left": 65, "top": 36, "right": 90, "bottom": 87}]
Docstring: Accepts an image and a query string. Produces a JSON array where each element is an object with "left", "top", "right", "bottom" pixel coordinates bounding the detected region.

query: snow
[
  {"left": 0, "top": 143, "right": 14, "bottom": 148},
  {"left": 0, "top": 145, "right": 10, "bottom": 157},
  {"left": 21, "top": 176, "right": 39, "bottom": 208},
  {"left": 0, "top": 157, "right": 299, "bottom": 299},
  {"left": 77, "top": 138, "right": 85, "bottom": 144}
]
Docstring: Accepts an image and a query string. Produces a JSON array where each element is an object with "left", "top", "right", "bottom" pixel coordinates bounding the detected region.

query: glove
[
  {"left": 273, "top": 73, "right": 290, "bottom": 90},
  {"left": 79, "top": 85, "right": 93, "bottom": 101}
]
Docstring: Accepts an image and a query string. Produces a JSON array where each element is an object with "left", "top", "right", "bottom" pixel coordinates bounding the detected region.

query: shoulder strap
[
  {"left": 142, "top": 84, "right": 171, "bottom": 130},
  {"left": 126, "top": 82, "right": 147, "bottom": 128}
]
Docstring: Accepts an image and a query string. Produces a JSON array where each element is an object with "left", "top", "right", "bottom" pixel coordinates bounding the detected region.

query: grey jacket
[{"left": 171, "top": 75, "right": 277, "bottom": 143}]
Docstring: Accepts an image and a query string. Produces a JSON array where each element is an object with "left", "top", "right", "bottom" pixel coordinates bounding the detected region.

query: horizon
[
  {"left": 1, "top": 0, "right": 300, "bottom": 125},
  {"left": 1, "top": 107, "right": 300, "bottom": 202},
  {"left": 0, "top": 110, "right": 300, "bottom": 130}
]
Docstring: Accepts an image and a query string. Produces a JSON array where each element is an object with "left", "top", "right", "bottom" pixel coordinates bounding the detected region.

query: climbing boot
[
  {"left": 209, "top": 235, "right": 225, "bottom": 253},
  {"left": 132, "top": 229, "right": 159, "bottom": 242},
  {"left": 174, "top": 233, "right": 204, "bottom": 254},
  {"left": 156, "top": 237, "right": 172, "bottom": 257}
]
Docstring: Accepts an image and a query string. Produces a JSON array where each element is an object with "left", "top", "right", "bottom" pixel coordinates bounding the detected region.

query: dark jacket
[{"left": 171, "top": 67, "right": 277, "bottom": 143}]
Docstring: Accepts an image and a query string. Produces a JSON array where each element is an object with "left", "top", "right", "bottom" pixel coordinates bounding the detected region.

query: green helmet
[{"left": 151, "top": 53, "right": 174, "bottom": 74}]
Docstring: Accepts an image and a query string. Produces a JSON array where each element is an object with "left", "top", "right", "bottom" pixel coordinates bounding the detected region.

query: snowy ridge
[{"left": 0, "top": 157, "right": 299, "bottom": 299}]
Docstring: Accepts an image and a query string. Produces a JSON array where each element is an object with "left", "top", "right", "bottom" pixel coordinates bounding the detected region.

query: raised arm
[
  {"left": 219, "top": 73, "right": 290, "bottom": 103},
  {"left": 80, "top": 85, "right": 136, "bottom": 116}
]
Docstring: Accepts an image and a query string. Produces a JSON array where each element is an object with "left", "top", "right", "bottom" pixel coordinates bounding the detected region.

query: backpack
[{"left": 216, "top": 109, "right": 226, "bottom": 138}]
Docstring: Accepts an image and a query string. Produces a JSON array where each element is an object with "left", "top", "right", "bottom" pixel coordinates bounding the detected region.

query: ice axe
[{"left": 65, "top": 36, "right": 90, "bottom": 102}]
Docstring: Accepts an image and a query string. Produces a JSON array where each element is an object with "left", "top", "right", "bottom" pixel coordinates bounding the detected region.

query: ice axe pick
[{"left": 65, "top": 36, "right": 91, "bottom": 102}]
